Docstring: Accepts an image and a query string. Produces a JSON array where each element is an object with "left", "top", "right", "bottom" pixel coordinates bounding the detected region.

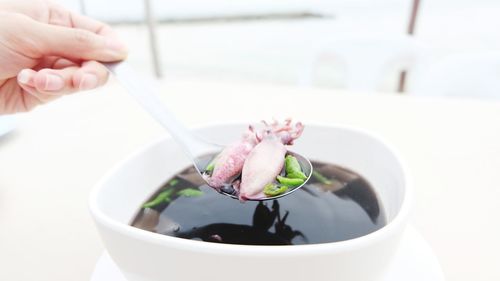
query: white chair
[
  {"left": 408, "top": 52, "right": 500, "bottom": 99},
  {"left": 298, "top": 34, "right": 426, "bottom": 92}
]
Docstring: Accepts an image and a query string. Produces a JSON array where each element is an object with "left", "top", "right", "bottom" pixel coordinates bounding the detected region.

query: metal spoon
[{"left": 104, "top": 61, "right": 312, "bottom": 201}]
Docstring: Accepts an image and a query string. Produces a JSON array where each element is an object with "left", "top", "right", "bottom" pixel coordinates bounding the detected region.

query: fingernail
[
  {"left": 18, "top": 70, "right": 32, "bottom": 84},
  {"left": 44, "top": 74, "right": 64, "bottom": 91},
  {"left": 106, "top": 38, "right": 127, "bottom": 52},
  {"left": 79, "top": 74, "right": 98, "bottom": 90}
]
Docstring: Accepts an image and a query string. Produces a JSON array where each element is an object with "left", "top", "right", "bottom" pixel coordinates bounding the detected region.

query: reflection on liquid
[{"left": 177, "top": 201, "right": 306, "bottom": 245}]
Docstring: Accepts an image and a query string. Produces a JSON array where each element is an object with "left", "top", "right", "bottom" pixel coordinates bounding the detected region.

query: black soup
[{"left": 131, "top": 161, "right": 386, "bottom": 245}]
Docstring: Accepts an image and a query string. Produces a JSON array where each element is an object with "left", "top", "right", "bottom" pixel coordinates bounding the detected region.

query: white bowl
[{"left": 90, "top": 124, "right": 412, "bottom": 281}]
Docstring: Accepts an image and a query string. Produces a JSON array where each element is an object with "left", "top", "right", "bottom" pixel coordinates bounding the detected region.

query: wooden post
[
  {"left": 398, "top": 0, "right": 421, "bottom": 93},
  {"left": 144, "top": 0, "right": 163, "bottom": 78}
]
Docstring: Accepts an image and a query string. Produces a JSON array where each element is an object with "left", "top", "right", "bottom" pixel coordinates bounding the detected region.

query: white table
[{"left": 1, "top": 79, "right": 499, "bottom": 281}]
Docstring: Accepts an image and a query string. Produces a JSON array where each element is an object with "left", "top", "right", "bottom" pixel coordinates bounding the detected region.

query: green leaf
[
  {"left": 142, "top": 189, "right": 174, "bottom": 208},
  {"left": 263, "top": 183, "right": 289, "bottom": 197},
  {"left": 277, "top": 176, "right": 305, "bottom": 187},
  {"left": 177, "top": 188, "right": 204, "bottom": 197},
  {"left": 312, "top": 171, "right": 332, "bottom": 185},
  {"left": 169, "top": 179, "right": 179, "bottom": 186}
]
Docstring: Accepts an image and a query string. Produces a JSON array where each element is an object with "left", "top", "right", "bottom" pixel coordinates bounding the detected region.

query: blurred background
[{"left": 57, "top": 0, "right": 500, "bottom": 98}]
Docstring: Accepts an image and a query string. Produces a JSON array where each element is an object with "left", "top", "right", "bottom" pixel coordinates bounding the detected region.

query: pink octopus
[{"left": 206, "top": 119, "right": 304, "bottom": 201}]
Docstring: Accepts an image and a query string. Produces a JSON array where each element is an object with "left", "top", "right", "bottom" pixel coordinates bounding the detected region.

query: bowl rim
[{"left": 89, "top": 122, "right": 413, "bottom": 256}]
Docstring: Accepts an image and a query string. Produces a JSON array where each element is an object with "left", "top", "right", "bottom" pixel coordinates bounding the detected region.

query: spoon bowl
[
  {"left": 105, "top": 61, "right": 313, "bottom": 201},
  {"left": 214, "top": 150, "right": 313, "bottom": 201}
]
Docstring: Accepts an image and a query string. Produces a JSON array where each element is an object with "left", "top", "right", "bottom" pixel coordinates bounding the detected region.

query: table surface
[{"left": 1, "top": 78, "right": 499, "bottom": 281}]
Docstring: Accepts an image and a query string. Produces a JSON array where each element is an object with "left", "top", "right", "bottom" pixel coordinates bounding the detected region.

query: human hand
[{"left": 0, "top": 0, "right": 127, "bottom": 114}]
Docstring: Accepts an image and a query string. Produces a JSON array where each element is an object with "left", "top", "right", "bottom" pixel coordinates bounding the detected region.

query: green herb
[
  {"left": 263, "top": 183, "right": 289, "bottom": 197},
  {"left": 142, "top": 189, "right": 174, "bottom": 208},
  {"left": 169, "top": 179, "right": 179, "bottom": 186},
  {"left": 277, "top": 176, "right": 305, "bottom": 187},
  {"left": 312, "top": 171, "right": 332, "bottom": 185},
  {"left": 177, "top": 188, "right": 204, "bottom": 197},
  {"left": 285, "top": 155, "right": 307, "bottom": 179}
]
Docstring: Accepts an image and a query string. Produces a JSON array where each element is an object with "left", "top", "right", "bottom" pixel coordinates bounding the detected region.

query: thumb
[{"left": 33, "top": 22, "right": 128, "bottom": 62}]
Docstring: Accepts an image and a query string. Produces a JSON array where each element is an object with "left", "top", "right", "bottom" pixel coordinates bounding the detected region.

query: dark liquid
[{"left": 131, "top": 161, "right": 386, "bottom": 245}]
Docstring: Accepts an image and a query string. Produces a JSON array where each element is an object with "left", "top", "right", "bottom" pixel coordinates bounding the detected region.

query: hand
[{"left": 0, "top": 0, "right": 127, "bottom": 114}]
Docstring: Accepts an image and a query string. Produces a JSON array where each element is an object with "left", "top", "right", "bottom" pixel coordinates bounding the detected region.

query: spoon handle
[{"left": 104, "top": 61, "right": 216, "bottom": 160}]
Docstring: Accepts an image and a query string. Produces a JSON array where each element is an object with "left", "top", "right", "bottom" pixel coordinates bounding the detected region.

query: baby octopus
[{"left": 204, "top": 119, "right": 305, "bottom": 201}]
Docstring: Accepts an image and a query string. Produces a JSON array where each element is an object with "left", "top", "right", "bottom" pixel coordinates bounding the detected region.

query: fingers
[
  {"left": 73, "top": 61, "right": 109, "bottom": 91},
  {"left": 17, "top": 69, "right": 59, "bottom": 104},
  {"left": 46, "top": 3, "right": 123, "bottom": 44},
  {"left": 32, "top": 21, "right": 127, "bottom": 62},
  {"left": 34, "top": 67, "right": 80, "bottom": 95},
  {"left": 45, "top": 1, "right": 111, "bottom": 35},
  {"left": 16, "top": 61, "right": 109, "bottom": 99},
  {"left": 1, "top": 1, "right": 127, "bottom": 63},
  {"left": 67, "top": 10, "right": 115, "bottom": 37}
]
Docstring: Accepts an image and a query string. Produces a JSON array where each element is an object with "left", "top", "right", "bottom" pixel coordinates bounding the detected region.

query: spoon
[{"left": 104, "top": 61, "right": 312, "bottom": 201}]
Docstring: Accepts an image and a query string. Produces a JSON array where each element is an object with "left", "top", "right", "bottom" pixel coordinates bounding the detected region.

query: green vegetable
[
  {"left": 312, "top": 171, "right": 332, "bottom": 185},
  {"left": 169, "top": 179, "right": 179, "bottom": 186},
  {"left": 285, "top": 155, "right": 307, "bottom": 179},
  {"left": 205, "top": 161, "right": 216, "bottom": 173},
  {"left": 142, "top": 189, "right": 174, "bottom": 208},
  {"left": 263, "top": 183, "right": 289, "bottom": 197},
  {"left": 177, "top": 188, "right": 204, "bottom": 197},
  {"left": 277, "top": 176, "right": 305, "bottom": 187},
  {"left": 287, "top": 171, "right": 307, "bottom": 180},
  {"left": 285, "top": 155, "right": 301, "bottom": 174}
]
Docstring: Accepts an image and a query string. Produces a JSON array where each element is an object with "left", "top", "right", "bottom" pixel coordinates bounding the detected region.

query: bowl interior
[{"left": 94, "top": 124, "right": 406, "bottom": 230}]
